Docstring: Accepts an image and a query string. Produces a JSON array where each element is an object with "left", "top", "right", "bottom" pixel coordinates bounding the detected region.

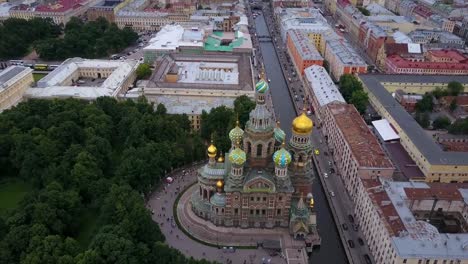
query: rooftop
[
  {"left": 304, "top": 65, "right": 345, "bottom": 107},
  {"left": 204, "top": 31, "right": 252, "bottom": 52},
  {"left": 287, "top": 30, "right": 323, "bottom": 61},
  {"left": 428, "top": 49, "right": 467, "bottom": 62},
  {"left": 32, "top": 58, "right": 138, "bottom": 99},
  {"left": 149, "top": 95, "right": 235, "bottom": 115},
  {"left": 382, "top": 180, "right": 468, "bottom": 259},
  {"left": 143, "top": 25, "right": 204, "bottom": 51},
  {"left": 35, "top": 0, "right": 85, "bottom": 13},
  {"left": 328, "top": 104, "right": 394, "bottom": 169},
  {"left": 384, "top": 141, "right": 425, "bottom": 180},
  {"left": 0, "top": 66, "right": 32, "bottom": 90},
  {"left": 387, "top": 55, "right": 468, "bottom": 71},
  {"left": 358, "top": 74, "right": 468, "bottom": 165},
  {"left": 326, "top": 39, "right": 366, "bottom": 66},
  {"left": 148, "top": 53, "right": 253, "bottom": 91}
]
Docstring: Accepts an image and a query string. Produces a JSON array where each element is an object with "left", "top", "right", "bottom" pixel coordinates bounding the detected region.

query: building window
[
  {"left": 250, "top": 209, "right": 254, "bottom": 215},
  {"left": 235, "top": 208, "right": 239, "bottom": 215},
  {"left": 256, "top": 209, "right": 260, "bottom": 215},
  {"left": 277, "top": 209, "right": 281, "bottom": 215},
  {"left": 262, "top": 209, "right": 266, "bottom": 215},
  {"left": 250, "top": 197, "right": 254, "bottom": 201},
  {"left": 263, "top": 197, "right": 267, "bottom": 202}
]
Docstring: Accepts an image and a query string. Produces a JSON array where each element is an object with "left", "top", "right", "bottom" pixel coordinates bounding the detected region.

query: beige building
[
  {"left": 356, "top": 178, "right": 468, "bottom": 264},
  {"left": 359, "top": 74, "right": 468, "bottom": 182},
  {"left": 143, "top": 53, "right": 255, "bottom": 130},
  {"left": 115, "top": 12, "right": 191, "bottom": 31},
  {"left": 0, "top": 66, "right": 33, "bottom": 112},
  {"left": 322, "top": 103, "right": 395, "bottom": 202}
]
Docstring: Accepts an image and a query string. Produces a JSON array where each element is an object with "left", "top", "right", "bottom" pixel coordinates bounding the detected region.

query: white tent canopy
[{"left": 372, "top": 119, "right": 400, "bottom": 142}]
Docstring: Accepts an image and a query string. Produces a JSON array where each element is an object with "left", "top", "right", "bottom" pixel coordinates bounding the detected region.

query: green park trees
[
  {"left": 0, "top": 97, "right": 213, "bottom": 264},
  {"left": 34, "top": 17, "right": 138, "bottom": 60},
  {"left": 338, "top": 74, "right": 369, "bottom": 114},
  {"left": 0, "top": 18, "right": 61, "bottom": 59},
  {"left": 200, "top": 95, "right": 255, "bottom": 153}
]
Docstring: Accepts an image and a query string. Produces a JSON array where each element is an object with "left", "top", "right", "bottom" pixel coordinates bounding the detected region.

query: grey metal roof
[
  {"left": 359, "top": 74, "right": 468, "bottom": 165},
  {"left": 0, "top": 66, "right": 28, "bottom": 89}
]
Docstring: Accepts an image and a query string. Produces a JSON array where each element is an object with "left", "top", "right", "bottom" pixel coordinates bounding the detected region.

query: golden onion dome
[
  {"left": 207, "top": 141, "right": 217, "bottom": 158},
  {"left": 217, "top": 155, "right": 225, "bottom": 163},
  {"left": 216, "top": 180, "right": 223, "bottom": 188},
  {"left": 292, "top": 113, "right": 313, "bottom": 135}
]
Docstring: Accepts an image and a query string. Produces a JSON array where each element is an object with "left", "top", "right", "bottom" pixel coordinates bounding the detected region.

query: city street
[
  {"left": 250, "top": 2, "right": 376, "bottom": 263},
  {"left": 248, "top": 2, "right": 349, "bottom": 264}
]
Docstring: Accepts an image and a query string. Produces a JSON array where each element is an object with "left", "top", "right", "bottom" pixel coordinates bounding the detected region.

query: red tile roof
[
  {"left": 404, "top": 183, "right": 468, "bottom": 201},
  {"left": 387, "top": 55, "right": 468, "bottom": 70},
  {"left": 35, "top": 0, "right": 85, "bottom": 12},
  {"left": 428, "top": 49, "right": 468, "bottom": 63},
  {"left": 363, "top": 179, "right": 406, "bottom": 236}
]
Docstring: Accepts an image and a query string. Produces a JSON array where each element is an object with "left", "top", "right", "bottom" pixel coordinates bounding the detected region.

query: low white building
[{"left": 26, "top": 58, "right": 139, "bottom": 100}]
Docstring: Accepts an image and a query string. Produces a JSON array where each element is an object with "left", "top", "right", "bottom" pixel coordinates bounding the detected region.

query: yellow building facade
[
  {"left": 360, "top": 75, "right": 468, "bottom": 183},
  {"left": 0, "top": 66, "right": 34, "bottom": 112}
]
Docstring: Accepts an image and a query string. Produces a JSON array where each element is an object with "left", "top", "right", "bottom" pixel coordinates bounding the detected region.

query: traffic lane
[{"left": 311, "top": 129, "right": 374, "bottom": 261}]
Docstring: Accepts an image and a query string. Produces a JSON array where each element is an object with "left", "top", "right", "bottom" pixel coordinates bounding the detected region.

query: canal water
[{"left": 254, "top": 14, "right": 348, "bottom": 264}]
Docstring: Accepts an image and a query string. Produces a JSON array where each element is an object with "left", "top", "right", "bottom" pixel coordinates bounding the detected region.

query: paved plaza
[{"left": 147, "top": 165, "right": 309, "bottom": 264}]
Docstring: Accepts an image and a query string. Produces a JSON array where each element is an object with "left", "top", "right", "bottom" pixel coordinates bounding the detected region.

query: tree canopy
[
  {"left": 415, "top": 93, "right": 434, "bottom": 113},
  {"left": 200, "top": 96, "right": 255, "bottom": 153},
  {"left": 0, "top": 97, "right": 213, "bottom": 264},
  {"left": 447, "top": 81, "right": 464, "bottom": 96},
  {"left": 136, "top": 63, "right": 152, "bottom": 80},
  {"left": 338, "top": 74, "right": 369, "bottom": 114},
  {"left": 34, "top": 17, "right": 138, "bottom": 60},
  {"left": 0, "top": 18, "right": 61, "bottom": 59},
  {"left": 432, "top": 116, "right": 451, "bottom": 130}
]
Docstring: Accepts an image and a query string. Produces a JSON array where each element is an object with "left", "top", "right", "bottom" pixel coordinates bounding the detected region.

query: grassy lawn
[
  {"left": 33, "top": 73, "right": 47, "bottom": 82},
  {"left": 76, "top": 209, "right": 100, "bottom": 248},
  {"left": 0, "top": 179, "right": 32, "bottom": 216}
]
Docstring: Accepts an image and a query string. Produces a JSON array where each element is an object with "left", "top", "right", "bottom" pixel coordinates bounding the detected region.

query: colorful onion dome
[
  {"left": 292, "top": 112, "right": 313, "bottom": 135},
  {"left": 229, "top": 147, "right": 246, "bottom": 166},
  {"left": 273, "top": 145, "right": 292, "bottom": 168},
  {"left": 216, "top": 180, "right": 223, "bottom": 188},
  {"left": 274, "top": 121, "right": 286, "bottom": 143},
  {"left": 229, "top": 120, "right": 244, "bottom": 143},
  {"left": 255, "top": 79, "right": 269, "bottom": 93},
  {"left": 207, "top": 141, "right": 217, "bottom": 158}
]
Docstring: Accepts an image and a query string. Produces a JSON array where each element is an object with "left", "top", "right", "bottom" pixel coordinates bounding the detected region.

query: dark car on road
[
  {"left": 342, "top": 223, "right": 348, "bottom": 230},
  {"left": 348, "top": 214, "right": 354, "bottom": 223},
  {"left": 358, "top": 238, "right": 364, "bottom": 246},
  {"left": 347, "top": 240, "right": 355, "bottom": 248},
  {"left": 364, "top": 254, "right": 372, "bottom": 264}
]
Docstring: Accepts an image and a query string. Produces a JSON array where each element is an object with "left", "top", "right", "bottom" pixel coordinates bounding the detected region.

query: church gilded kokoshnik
[{"left": 190, "top": 76, "right": 318, "bottom": 240}]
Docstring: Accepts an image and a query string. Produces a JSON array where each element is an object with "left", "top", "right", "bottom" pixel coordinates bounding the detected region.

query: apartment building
[
  {"left": 322, "top": 103, "right": 395, "bottom": 203},
  {"left": 286, "top": 30, "right": 323, "bottom": 75}
]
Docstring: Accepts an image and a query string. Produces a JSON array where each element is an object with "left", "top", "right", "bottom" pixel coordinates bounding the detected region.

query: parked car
[
  {"left": 347, "top": 240, "right": 355, "bottom": 248},
  {"left": 348, "top": 214, "right": 354, "bottom": 223},
  {"left": 329, "top": 191, "right": 335, "bottom": 197},
  {"left": 358, "top": 238, "right": 364, "bottom": 246},
  {"left": 323, "top": 172, "right": 328, "bottom": 178},
  {"left": 342, "top": 223, "right": 348, "bottom": 230},
  {"left": 364, "top": 254, "right": 372, "bottom": 264}
]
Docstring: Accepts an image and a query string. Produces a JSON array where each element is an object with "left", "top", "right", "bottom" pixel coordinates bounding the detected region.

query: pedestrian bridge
[{"left": 257, "top": 35, "right": 272, "bottom": 42}]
